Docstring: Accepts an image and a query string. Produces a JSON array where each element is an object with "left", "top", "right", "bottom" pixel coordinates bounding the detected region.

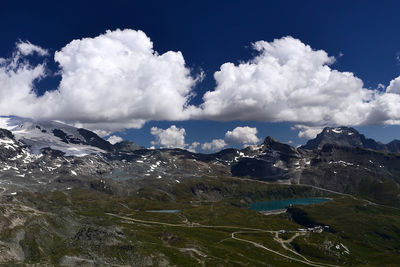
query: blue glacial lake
[
  {"left": 249, "top": 198, "right": 330, "bottom": 211},
  {"left": 146, "top": 210, "right": 180, "bottom": 213}
]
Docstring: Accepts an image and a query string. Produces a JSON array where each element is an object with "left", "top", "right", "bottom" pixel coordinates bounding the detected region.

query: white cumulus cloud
[
  {"left": 0, "top": 52, "right": 47, "bottom": 117},
  {"left": 150, "top": 125, "right": 187, "bottom": 149},
  {"left": 188, "top": 141, "right": 200, "bottom": 152},
  {"left": 3, "top": 33, "right": 400, "bottom": 139},
  {"left": 201, "top": 126, "right": 259, "bottom": 152},
  {"left": 386, "top": 76, "right": 400, "bottom": 95},
  {"left": 107, "top": 135, "right": 123, "bottom": 144},
  {"left": 199, "top": 36, "right": 373, "bottom": 128},
  {"left": 0, "top": 29, "right": 199, "bottom": 133},
  {"left": 201, "top": 139, "right": 227, "bottom": 151},
  {"left": 291, "top": 125, "right": 324, "bottom": 139},
  {"left": 225, "top": 126, "right": 260, "bottom": 146}
]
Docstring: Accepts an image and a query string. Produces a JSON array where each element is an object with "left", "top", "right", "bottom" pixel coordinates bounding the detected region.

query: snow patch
[{"left": 332, "top": 128, "right": 343, "bottom": 134}]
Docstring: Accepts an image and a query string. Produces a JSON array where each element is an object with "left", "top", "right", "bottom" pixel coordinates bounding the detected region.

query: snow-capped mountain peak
[{"left": 0, "top": 116, "right": 113, "bottom": 156}]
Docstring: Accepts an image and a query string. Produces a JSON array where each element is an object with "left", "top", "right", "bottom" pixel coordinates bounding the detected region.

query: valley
[
  {"left": 2, "top": 176, "right": 399, "bottom": 266},
  {"left": 0, "top": 118, "right": 399, "bottom": 266}
]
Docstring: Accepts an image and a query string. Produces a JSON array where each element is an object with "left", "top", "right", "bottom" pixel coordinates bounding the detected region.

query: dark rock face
[
  {"left": 300, "top": 126, "right": 400, "bottom": 153},
  {"left": 227, "top": 132, "right": 400, "bottom": 203},
  {"left": 0, "top": 130, "right": 24, "bottom": 161},
  {"left": 52, "top": 129, "right": 82, "bottom": 144},
  {"left": 52, "top": 129, "right": 69, "bottom": 143},
  {"left": 113, "top": 141, "right": 142, "bottom": 152},
  {"left": 77, "top": 128, "right": 114, "bottom": 151},
  {"left": 300, "top": 144, "right": 400, "bottom": 193},
  {"left": 386, "top": 140, "right": 400, "bottom": 153},
  {"left": 211, "top": 148, "right": 240, "bottom": 162},
  {"left": 263, "top": 136, "right": 296, "bottom": 154},
  {"left": 0, "top": 129, "right": 14, "bottom": 139},
  {"left": 301, "top": 127, "right": 386, "bottom": 151},
  {"left": 231, "top": 158, "right": 288, "bottom": 181},
  {"left": 230, "top": 136, "right": 304, "bottom": 181}
]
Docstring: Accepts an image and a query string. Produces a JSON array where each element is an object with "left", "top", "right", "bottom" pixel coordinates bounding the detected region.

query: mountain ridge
[
  {"left": 0, "top": 116, "right": 142, "bottom": 156},
  {"left": 301, "top": 126, "right": 400, "bottom": 153},
  {"left": 0, "top": 118, "right": 400, "bottom": 203}
]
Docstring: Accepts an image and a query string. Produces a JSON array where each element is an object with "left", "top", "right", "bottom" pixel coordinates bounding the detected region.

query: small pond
[{"left": 249, "top": 198, "right": 330, "bottom": 211}]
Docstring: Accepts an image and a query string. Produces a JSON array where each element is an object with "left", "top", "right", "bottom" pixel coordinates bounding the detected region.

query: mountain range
[
  {"left": 1, "top": 117, "right": 400, "bottom": 200},
  {"left": 301, "top": 126, "right": 400, "bottom": 153},
  {"left": 1, "top": 117, "right": 400, "bottom": 265}
]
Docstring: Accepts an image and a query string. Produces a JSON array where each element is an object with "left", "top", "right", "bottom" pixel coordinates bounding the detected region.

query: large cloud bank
[
  {"left": 0, "top": 29, "right": 198, "bottom": 133},
  {"left": 1, "top": 31, "right": 400, "bottom": 139},
  {"left": 198, "top": 36, "right": 400, "bottom": 137},
  {"left": 201, "top": 37, "right": 373, "bottom": 126}
]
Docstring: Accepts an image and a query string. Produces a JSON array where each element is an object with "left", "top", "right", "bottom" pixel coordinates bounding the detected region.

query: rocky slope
[
  {"left": 301, "top": 126, "right": 400, "bottom": 153},
  {"left": 1, "top": 118, "right": 400, "bottom": 203}
]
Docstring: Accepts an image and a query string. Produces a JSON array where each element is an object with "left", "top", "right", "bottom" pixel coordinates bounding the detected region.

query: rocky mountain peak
[
  {"left": 321, "top": 126, "right": 358, "bottom": 135},
  {"left": 263, "top": 136, "right": 278, "bottom": 145},
  {"left": 263, "top": 136, "right": 296, "bottom": 152},
  {"left": 113, "top": 141, "right": 142, "bottom": 153},
  {"left": 301, "top": 126, "right": 387, "bottom": 151}
]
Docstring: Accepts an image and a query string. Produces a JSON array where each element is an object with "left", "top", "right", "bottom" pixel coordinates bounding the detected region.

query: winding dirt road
[{"left": 106, "top": 212, "right": 343, "bottom": 267}]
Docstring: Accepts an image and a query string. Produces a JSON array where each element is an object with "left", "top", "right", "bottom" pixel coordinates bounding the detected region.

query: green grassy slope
[{"left": 0, "top": 177, "right": 399, "bottom": 266}]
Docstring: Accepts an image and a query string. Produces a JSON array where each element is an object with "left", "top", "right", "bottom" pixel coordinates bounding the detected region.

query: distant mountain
[
  {"left": 113, "top": 140, "right": 143, "bottom": 152},
  {"left": 386, "top": 139, "right": 400, "bottom": 153},
  {"left": 231, "top": 136, "right": 309, "bottom": 181},
  {"left": 1, "top": 118, "right": 400, "bottom": 204},
  {"left": 301, "top": 126, "right": 396, "bottom": 152},
  {"left": 0, "top": 116, "right": 116, "bottom": 156}
]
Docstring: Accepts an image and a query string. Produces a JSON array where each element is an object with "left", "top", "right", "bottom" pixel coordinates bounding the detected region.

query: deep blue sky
[{"left": 1, "top": 0, "right": 400, "bottom": 148}]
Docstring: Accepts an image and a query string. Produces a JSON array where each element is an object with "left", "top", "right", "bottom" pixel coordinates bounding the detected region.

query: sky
[{"left": 1, "top": 0, "right": 400, "bottom": 151}]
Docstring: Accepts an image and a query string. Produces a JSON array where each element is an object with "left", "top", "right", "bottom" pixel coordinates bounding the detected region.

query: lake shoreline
[
  {"left": 259, "top": 209, "right": 287, "bottom": 215},
  {"left": 249, "top": 198, "right": 331, "bottom": 212}
]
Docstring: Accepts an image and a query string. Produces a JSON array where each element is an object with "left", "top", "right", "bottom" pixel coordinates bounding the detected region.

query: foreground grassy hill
[{"left": 0, "top": 176, "right": 399, "bottom": 266}]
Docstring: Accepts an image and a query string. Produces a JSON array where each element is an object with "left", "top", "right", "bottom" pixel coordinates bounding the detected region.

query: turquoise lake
[{"left": 249, "top": 198, "right": 330, "bottom": 211}]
